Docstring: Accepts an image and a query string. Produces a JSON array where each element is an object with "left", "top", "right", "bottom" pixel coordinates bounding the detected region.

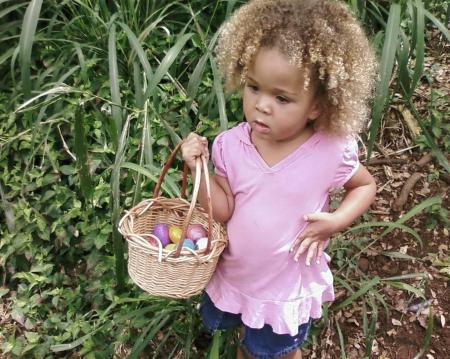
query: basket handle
[{"left": 153, "top": 142, "right": 213, "bottom": 257}]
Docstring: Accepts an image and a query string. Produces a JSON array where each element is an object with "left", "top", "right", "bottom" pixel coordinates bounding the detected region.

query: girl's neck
[{"left": 250, "top": 125, "right": 315, "bottom": 167}]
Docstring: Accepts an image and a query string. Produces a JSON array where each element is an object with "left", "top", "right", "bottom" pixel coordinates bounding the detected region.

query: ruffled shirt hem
[{"left": 205, "top": 271, "right": 335, "bottom": 336}]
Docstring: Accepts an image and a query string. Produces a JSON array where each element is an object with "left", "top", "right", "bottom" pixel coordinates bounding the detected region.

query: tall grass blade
[
  {"left": 74, "top": 42, "right": 88, "bottom": 84},
  {"left": 208, "top": 331, "right": 221, "bottom": 359},
  {"left": 364, "top": 297, "right": 378, "bottom": 357},
  {"left": 334, "top": 277, "right": 380, "bottom": 311},
  {"left": 19, "top": 0, "right": 43, "bottom": 99},
  {"left": 381, "top": 196, "right": 442, "bottom": 236},
  {"left": 185, "top": 30, "right": 220, "bottom": 115},
  {"left": 145, "top": 32, "right": 193, "bottom": 99},
  {"left": 334, "top": 317, "right": 347, "bottom": 359},
  {"left": 15, "top": 84, "right": 75, "bottom": 112},
  {"left": 158, "top": 114, "right": 182, "bottom": 146},
  {"left": 108, "top": 21, "right": 122, "bottom": 135},
  {"left": 413, "top": 307, "right": 433, "bottom": 359},
  {"left": 209, "top": 53, "right": 228, "bottom": 131},
  {"left": 409, "top": 0, "right": 425, "bottom": 95},
  {"left": 368, "top": 3, "right": 401, "bottom": 159},
  {"left": 74, "top": 106, "right": 93, "bottom": 203},
  {"left": 0, "top": 3, "right": 27, "bottom": 20},
  {"left": 424, "top": 9, "right": 450, "bottom": 42},
  {"left": 143, "top": 101, "right": 154, "bottom": 167},
  {"left": 0, "top": 47, "right": 14, "bottom": 68},
  {"left": 133, "top": 60, "right": 144, "bottom": 108},
  {"left": 346, "top": 221, "right": 422, "bottom": 247},
  {"left": 397, "top": 31, "right": 411, "bottom": 96},
  {"left": 407, "top": 101, "right": 450, "bottom": 173},
  {"left": 384, "top": 281, "right": 425, "bottom": 299},
  {"left": 129, "top": 314, "right": 172, "bottom": 359},
  {"left": 121, "top": 162, "right": 179, "bottom": 198},
  {"left": 226, "top": 0, "right": 239, "bottom": 19},
  {"left": 186, "top": 52, "right": 208, "bottom": 111},
  {"left": 118, "top": 22, "right": 153, "bottom": 84},
  {"left": 111, "top": 115, "right": 131, "bottom": 291}
]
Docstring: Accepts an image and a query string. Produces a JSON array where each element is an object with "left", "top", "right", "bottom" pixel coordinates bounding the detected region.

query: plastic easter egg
[
  {"left": 182, "top": 239, "right": 195, "bottom": 250},
  {"left": 195, "top": 237, "right": 208, "bottom": 251},
  {"left": 186, "top": 224, "right": 207, "bottom": 242},
  {"left": 165, "top": 243, "right": 177, "bottom": 251},
  {"left": 169, "top": 225, "right": 183, "bottom": 243},
  {"left": 152, "top": 223, "right": 170, "bottom": 246}
]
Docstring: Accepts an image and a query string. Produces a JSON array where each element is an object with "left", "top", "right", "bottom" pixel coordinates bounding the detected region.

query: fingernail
[
  {"left": 304, "top": 215, "right": 308, "bottom": 221},
  {"left": 306, "top": 261, "right": 310, "bottom": 266},
  {"left": 316, "top": 260, "right": 320, "bottom": 264}
]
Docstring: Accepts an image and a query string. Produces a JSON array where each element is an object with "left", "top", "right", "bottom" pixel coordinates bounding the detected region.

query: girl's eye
[
  {"left": 276, "top": 96, "right": 290, "bottom": 104},
  {"left": 247, "top": 84, "right": 258, "bottom": 92}
]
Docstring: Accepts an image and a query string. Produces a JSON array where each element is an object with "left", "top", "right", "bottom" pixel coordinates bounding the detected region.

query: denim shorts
[{"left": 200, "top": 293, "right": 312, "bottom": 359}]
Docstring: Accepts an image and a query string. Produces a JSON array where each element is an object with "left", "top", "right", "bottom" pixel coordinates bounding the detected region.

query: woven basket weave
[{"left": 118, "top": 143, "right": 227, "bottom": 299}]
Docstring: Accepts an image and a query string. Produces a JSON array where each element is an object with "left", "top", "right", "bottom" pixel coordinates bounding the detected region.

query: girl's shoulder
[
  {"left": 315, "top": 132, "right": 358, "bottom": 154},
  {"left": 213, "top": 122, "right": 251, "bottom": 147}
]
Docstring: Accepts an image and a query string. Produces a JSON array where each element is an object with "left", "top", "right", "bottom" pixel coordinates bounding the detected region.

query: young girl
[{"left": 182, "top": 0, "right": 377, "bottom": 358}]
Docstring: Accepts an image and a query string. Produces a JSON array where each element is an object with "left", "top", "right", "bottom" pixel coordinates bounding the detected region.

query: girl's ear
[{"left": 308, "top": 100, "right": 322, "bottom": 121}]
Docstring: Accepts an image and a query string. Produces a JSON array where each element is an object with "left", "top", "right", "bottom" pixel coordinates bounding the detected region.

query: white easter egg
[{"left": 196, "top": 237, "right": 208, "bottom": 250}]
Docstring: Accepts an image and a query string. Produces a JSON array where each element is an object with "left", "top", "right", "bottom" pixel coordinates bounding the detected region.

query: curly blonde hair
[{"left": 215, "top": 0, "right": 378, "bottom": 136}]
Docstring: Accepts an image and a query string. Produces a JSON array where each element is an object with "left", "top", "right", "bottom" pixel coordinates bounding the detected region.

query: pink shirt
[{"left": 206, "top": 122, "right": 360, "bottom": 335}]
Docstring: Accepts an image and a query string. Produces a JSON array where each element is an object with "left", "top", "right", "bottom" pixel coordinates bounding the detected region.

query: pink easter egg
[{"left": 186, "top": 224, "right": 207, "bottom": 242}]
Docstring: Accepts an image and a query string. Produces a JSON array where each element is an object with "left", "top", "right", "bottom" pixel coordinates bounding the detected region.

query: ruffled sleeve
[
  {"left": 211, "top": 132, "right": 227, "bottom": 177},
  {"left": 331, "top": 137, "right": 360, "bottom": 188}
]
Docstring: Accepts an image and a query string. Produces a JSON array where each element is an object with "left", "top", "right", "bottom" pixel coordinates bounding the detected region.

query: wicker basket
[{"left": 118, "top": 143, "right": 227, "bottom": 299}]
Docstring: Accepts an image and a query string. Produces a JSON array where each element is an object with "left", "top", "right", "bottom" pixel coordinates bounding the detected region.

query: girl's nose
[{"left": 255, "top": 97, "right": 270, "bottom": 114}]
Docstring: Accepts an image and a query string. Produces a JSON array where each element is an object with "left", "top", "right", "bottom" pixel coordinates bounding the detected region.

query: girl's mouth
[{"left": 253, "top": 120, "right": 270, "bottom": 133}]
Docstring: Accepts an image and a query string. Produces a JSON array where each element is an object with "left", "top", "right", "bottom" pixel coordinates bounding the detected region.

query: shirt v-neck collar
[{"left": 236, "top": 122, "right": 321, "bottom": 172}]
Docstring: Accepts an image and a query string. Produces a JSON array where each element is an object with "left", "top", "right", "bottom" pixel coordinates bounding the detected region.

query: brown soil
[{"left": 304, "top": 37, "right": 450, "bottom": 359}]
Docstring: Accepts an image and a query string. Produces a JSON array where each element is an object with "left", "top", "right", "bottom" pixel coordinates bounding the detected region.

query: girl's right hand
[{"left": 181, "top": 132, "right": 209, "bottom": 171}]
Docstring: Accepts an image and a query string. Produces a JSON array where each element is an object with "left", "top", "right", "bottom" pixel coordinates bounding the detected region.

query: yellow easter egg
[
  {"left": 169, "top": 225, "right": 183, "bottom": 243},
  {"left": 165, "top": 243, "right": 177, "bottom": 251}
]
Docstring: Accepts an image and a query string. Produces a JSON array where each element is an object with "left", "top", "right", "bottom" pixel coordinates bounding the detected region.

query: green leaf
[
  {"left": 410, "top": 0, "right": 425, "bottom": 94},
  {"left": 384, "top": 281, "right": 425, "bottom": 299},
  {"left": 209, "top": 331, "right": 221, "bottom": 359},
  {"left": 108, "top": 21, "right": 122, "bottom": 134},
  {"left": 118, "top": 22, "right": 153, "bottom": 84},
  {"left": 120, "top": 162, "right": 180, "bottom": 198},
  {"left": 145, "top": 33, "right": 193, "bottom": 99},
  {"left": 0, "top": 288, "right": 9, "bottom": 298},
  {"left": 333, "top": 277, "right": 380, "bottom": 310},
  {"left": 368, "top": 3, "right": 401, "bottom": 159},
  {"left": 74, "top": 106, "right": 94, "bottom": 202},
  {"left": 19, "top": 0, "right": 43, "bottom": 99},
  {"left": 209, "top": 53, "right": 228, "bottom": 131},
  {"left": 424, "top": 9, "right": 450, "bottom": 43},
  {"left": 381, "top": 196, "right": 442, "bottom": 236},
  {"left": 413, "top": 308, "right": 434, "bottom": 359}
]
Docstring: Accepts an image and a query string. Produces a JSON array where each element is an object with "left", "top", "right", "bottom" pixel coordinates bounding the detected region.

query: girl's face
[{"left": 243, "top": 47, "right": 321, "bottom": 146}]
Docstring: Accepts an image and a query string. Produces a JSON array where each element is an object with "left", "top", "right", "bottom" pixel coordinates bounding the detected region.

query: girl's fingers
[
  {"left": 293, "top": 236, "right": 312, "bottom": 261},
  {"left": 290, "top": 231, "right": 308, "bottom": 252},
  {"left": 305, "top": 242, "right": 318, "bottom": 266},
  {"left": 316, "top": 241, "right": 325, "bottom": 264}
]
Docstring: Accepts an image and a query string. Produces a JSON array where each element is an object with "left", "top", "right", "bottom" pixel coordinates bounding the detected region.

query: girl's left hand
[{"left": 290, "top": 212, "right": 340, "bottom": 266}]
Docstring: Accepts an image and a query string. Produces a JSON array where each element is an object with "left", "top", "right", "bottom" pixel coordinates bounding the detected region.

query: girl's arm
[
  {"left": 291, "top": 164, "right": 376, "bottom": 265},
  {"left": 181, "top": 133, "right": 235, "bottom": 223},
  {"left": 331, "top": 164, "right": 376, "bottom": 231}
]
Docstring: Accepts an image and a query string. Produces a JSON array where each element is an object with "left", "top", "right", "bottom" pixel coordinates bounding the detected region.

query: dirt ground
[{"left": 304, "top": 40, "right": 450, "bottom": 359}]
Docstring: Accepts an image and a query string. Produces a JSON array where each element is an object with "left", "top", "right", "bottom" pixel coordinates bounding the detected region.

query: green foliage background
[{"left": 0, "top": 0, "right": 448, "bottom": 357}]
